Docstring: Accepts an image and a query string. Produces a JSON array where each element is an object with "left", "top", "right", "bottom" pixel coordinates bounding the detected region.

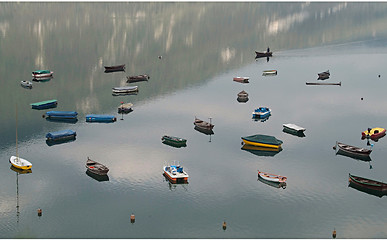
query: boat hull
[
  {"left": 335, "top": 142, "right": 372, "bottom": 157},
  {"left": 258, "top": 171, "right": 287, "bottom": 183},
  {"left": 86, "top": 115, "right": 117, "bottom": 123},
  {"left": 9, "top": 156, "right": 32, "bottom": 170},
  {"left": 241, "top": 134, "right": 283, "bottom": 149},
  {"left": 31, "top": 100, "right": 58, "bottom": 110}
]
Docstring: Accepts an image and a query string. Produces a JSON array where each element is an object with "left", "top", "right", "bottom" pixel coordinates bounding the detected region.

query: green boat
[
  {"left": 30, "top": 99, "right": 58, "bottom": 110},
  {"left": 241, "top": 134, "right": 283, "bottom": 149},
  {"left": 162, "top": 135, "right": 187, "bottom": 147}
]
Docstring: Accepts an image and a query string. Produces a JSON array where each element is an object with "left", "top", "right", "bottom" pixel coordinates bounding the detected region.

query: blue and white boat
[
  {"left": 86, "top": 114, "right": 117, "bottom": 123},
  {"left": 46, "top": 129, "right": 76, "bottom": 141},
  {"left": 45, "top": 111, "right": 78, "bottom": 120},
  {"left": 252, "top": 107, "right": 271, "bottom": 119}
]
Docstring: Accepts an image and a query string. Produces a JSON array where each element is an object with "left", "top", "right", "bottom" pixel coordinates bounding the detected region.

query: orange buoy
[
  {"left": 222, "top": 221, "right": 227, "bottom": 230},
  {"left": 130, "top": 213, "right": 135, "bottom": 224},
  {"left": 37, "top": 208, "right": 42, "bottom": 217},
  {"left": 332, "top": 229, "right": 336, "bottom": 238}
]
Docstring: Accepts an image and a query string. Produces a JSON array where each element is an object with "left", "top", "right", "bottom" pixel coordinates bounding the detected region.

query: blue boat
[
  {"left": 30, "top": 99, "right": 58, "bottom": 110},
  {"left": 46, "top": 129, "right": 76, "bottom": 141},
  {"left": 45, "top": 111, "right": 78, "bottom": 119},
  {"left": 86, "top": 114, "right": 117, "bottom": 123},
  {"left": 252, "top": 107, "right": 271, "bottom": 119}
]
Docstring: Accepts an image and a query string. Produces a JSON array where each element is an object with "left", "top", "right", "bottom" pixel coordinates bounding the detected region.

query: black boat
[{"left": 104, "top": 64, "right": 125, "bottom": 73}]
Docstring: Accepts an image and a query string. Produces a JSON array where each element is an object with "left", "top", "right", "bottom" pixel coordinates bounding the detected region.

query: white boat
[
  {"left": 283, "top": 123, "right": 306, "bottom": 134},
  {"left": 20, "top": 80, "right": 32, "bottom": 88},
  {"left": 118, "top": 102, "right": 133, "bottom": 113},
  {"left": 112, "top": 86, "right": 138, "bottom": 94},
  {"left": 258, "top": 171, "right": 286, "bottom": 183},
  {"left": 32, "top": 70, "right": 53, "bottom": 78},
  {"left": 252, "top": 107, "right": 271, "bottom": 119},
  {"left": 163, "top": 163, "right": 189, "bottom": 183},
  {"left": 262, "top": 70, "right": 277, "bottom": 76},
  {"left": 9, "top": 156, "right": 32, "bottom": 170}
]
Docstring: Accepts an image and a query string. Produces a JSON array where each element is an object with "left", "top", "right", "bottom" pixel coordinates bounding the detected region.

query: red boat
[
  {"left": 233, "top": 77, "right": 249, "bottom": 83},
  {"left": 361, "top": 127, "right": 386, "bottom": 140}
]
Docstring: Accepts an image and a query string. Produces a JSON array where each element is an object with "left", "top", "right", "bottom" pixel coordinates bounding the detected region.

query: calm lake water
[{"left": 2, "top": 2, "right": 387, "bottom": 239}]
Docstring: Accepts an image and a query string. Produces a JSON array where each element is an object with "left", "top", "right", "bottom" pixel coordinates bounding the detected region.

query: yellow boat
[
  {"left": 361, "top": 127, "right": 386, "bottom": 139},
  {"left": 241, "top": 134, "right": 283, "bottom": 149}
]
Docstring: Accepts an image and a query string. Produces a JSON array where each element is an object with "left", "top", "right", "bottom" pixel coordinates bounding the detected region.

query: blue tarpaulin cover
[
  {"left": 46, "top": 111, "right": 78, "bottom": 117},
  {"left": 46, "top": 130, "right": 76, "bottom": 140}
]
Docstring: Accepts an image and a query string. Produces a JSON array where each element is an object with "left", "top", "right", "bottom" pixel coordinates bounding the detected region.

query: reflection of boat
[
  {"left": 348, "top": 173, "right": 387, "bottom": 197},
  {"left": 20, "top": 80, "right": 32, "bottom": 89},
  {"left": 318, "top": 75, "right": 330, "bottom": 80},
  {"left": 252, "top": 107, "right": 271, "bottom": 119},
  {"left": 104, "top": 64, "right": 125, "bottom": 72},
  {"left": 126, "top": 74, "right": 150, "bottom": 83},
  {"left": 46, "top": 137, "right": 76, "bottom": 146},
  {"left": 45, "top": 118, "right": 78, "bottom": 124},
  {"left": 335, "top": 146, "right": 371, "bottom": 162},
  {"left": 32, "top": 70, "right": 53, "bottom": 79},
  {"left": 262, "top": 70, "right": 277, "bottom": 76},
  {"left": 333, "top": 141, "right": 372, "bottom": 158},
  {"left": 253, "top": 114, "right": 270, "bottom": 122},
  {"left": 10, "top": 166, "right": 32, "bottom": 174},
  {"left": 194, "top": 125, "right": 214, "bottom": 135},
  {"left": 194, "top": 117, "right": 214, "bottom": 130},
  {"left": 30, "top": 99, "right": 58, "bottom": 110},
  {"left": 306, "top": 82, "right": 341, "bottom": 86},
  {"left": 46, "top": 129, "right": 76, "bottom": 141},
  {"left": 45, "top": 111, "right": 78, "bottom": 120},
  {"left": 162, "top": 135, "right": 187, "bottom": 148},
  {"left": 255, "top": 51, "right": 272, "bottom": 58},
  {"left": 112, "top": 86, "right": 139, "bottom": 94},
  {"left": 163, "top": 163, "right": 189, "bottom": 183},
  {"left": 86, "top": 114, "right": 117, "bottom": 123},
  {"left": 233, "top": 77, "right": 249, "bottom": 83},
  {"left": 283, "top": 123, "right": 306, "bottom": 135},
  {"left": 258, "top": 171, "right": 287, "bottom": 183},
  {"left": 241, "top": 144, "right": 282, "bottom": 157},
  {"left": 118, "top": 102, "right": 133, "bottom": 113},
  {"left": 258, "top": 176, "right": 286, "bottom": 189},
  {"left": 361, "top": 127, "right": 386, "bottom": 140},
  {"left": 10, "top": 106, "right": 32, "bottom": 170},
  {"left": 112, "top": 92, "right": 138, "bottom": 96},
  {"left": 32, "top": 76, "right": 53, "bottom": 82},
  {"left": 283, "top": 128, "right": 305, "bottom": 137},
  {"left": 163, "top": 175, "right": 189, "bottom": 191},
  {"left": 86, "top": 170, "right": 109, "bottom": 182},
  {"left": 86, "top": 157, "right": 109, "bottom": 176},
  {"left": 241, "top": 134, "right": 283, "bottom": 149}
]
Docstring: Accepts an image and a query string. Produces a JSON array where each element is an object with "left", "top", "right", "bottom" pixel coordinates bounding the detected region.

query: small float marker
[
  {"left": 222, "top": 221, "right": 227, "bottom": 230},
  {"left": 37, "top": 208, "right": 42, "bottom": 217},
  {"left": 332, "top": 228, "right": 336, "bottom": 239},
  {"left": 130, "top": 213, "right": 135, "bottom": 224}
]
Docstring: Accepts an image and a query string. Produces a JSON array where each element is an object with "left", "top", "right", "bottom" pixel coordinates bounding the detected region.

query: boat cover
[
  {"left": 46, "top": 129, "right": 76, "bottom": 140},
  {"left": 30, "top": 99, "right": 57, "bottom": 106},
  {"left": 242, "top": 134, "right": 283, "bottom": 145},
  {"left": 33, "top": 70, "right": 51, "bottom": 74},
  {"left": 46, "top": 111, "right": 78, "bottom": 117},
  {"left": 86, "top": 114, "right": 116, "bottom": 122}
]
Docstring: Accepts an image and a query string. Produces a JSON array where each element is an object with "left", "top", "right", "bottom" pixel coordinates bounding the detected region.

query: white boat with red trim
[
  {"left": 258, "top": 170, "right": 287, "bottom": 183},
  {"left": 163, "top": 163, "right": 189, "bottom": 183}
]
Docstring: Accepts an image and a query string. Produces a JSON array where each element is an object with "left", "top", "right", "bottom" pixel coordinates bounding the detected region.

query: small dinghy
[
  {"left": 126, "top": 74, "right": 150, "bottom": 83},
  {"left": 333, "top": 141, "right": 372, "bottom": 157},
  {"left": 86, "top": 114, "right": 116, "bottom": 123},
  {"left": 262, "top": 70, "right": 277, "bottom": 76},
  {"left": 252, "top": 107, "right": 271, "bottom": 119},
  {"left": 32, "top": 70, "right": 53, "bottom": 79},
  {"left": 233, "top": 77, "right": 249, "bottom": 83},
  {"left": 283, "top": 123, "right": 306, "bottom": 135},
  {"left": 118, "top": 102, "right": 133, "bottom": 113},
  {"left": 194, "top": 117, "right": 214, "bottom": 130},
  {"left": 86, "top": 157, "right": 109, "bottom": 176},
  {"left": 163, "top": 163, "right": 189, "bottom": 183},
  {"left": 112, "top": 86, "right": 139, "bottom": 94},
  {"left": 104, "top": 64, "right": 125, "bottom": 73},
  {"left": 21, "top": 80, "right": 32, "bottom": 89},
  {"left": 162, "top": 135, "right": 187, "bottom": 148},
  {"left": 258, "top": 170, "right": 287, "bottom": 183},
  {"left": 361, "top": 127, "right": 386, "bottom": 140}
]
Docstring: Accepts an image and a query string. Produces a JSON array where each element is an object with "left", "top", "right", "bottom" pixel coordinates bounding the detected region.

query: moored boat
[
  {"left": 46, "top": 129, "right": 76, "bottom": 141},
  {"left": 118, "top": 102, "right": 133, "bottom": 113},
  {"left": 86, "top": 114, "right": 116, "bottom": 123},
  {"left": 283, "top": 123, "right": 306, "bottom": 135},
  {"left": 30, "top": 99, "right": 58, "bottom": 110},
  {"left": 241, "top": 134, "right": 283, "bottom": 149},
  {"left": 104, "top": 64, "right": 125, "bottom": 72},
  {"left": 252, "top": 107, "right": 271, "bottom": 119},
  {"left": 9, "top": 156, "right": 32, "bottom": 170},
  {"left": 162, "top": 135, "right": 187, "bottom": 147},
  {"left": 194, "top": 117, "right": 214, "bottom": 130},
  {"left": 318, "top": 70, "right": 330, "bottom": 77},
  {"left": 237, "top": 90, "right": 248, "bottom": 98},
  {"left": 349, "top": 173, "right": 387, "bottom": 192},
  {"left": 258, "top": 171, "right": 287, "bottom": 183},
  {"left": 44, "top": 111, "right": 78, "bottom": 119},
  {"left": 233, "top": 77, "right": 249, "bottom": 83},
  {"left": 333, "top": 141, "right": 372, "bottom": 157},
  {"left": 306, "top": 82, "right": 341, "bottom": 86},
  {"left": 262, "top": 70, "right": 277, "bottom": 76},
  {"left": 86, "top": 157, "right": 109, "bottom": 176},
  {"left": 361, "top": 127, "right": 386, "bottom": 140},
  {"left": 112, "top": 86, "right": 138, "bottom": 94},
  {"left": 258, "top": 175, "right": 287, "bottom": 189},
  {"left": 163, "top": 163, "right": 189, "bottom": 183},
  {"left": 32, "top": 70, "right": 53, "bottom": 79},
  {"left": 126, "top": 74, "right": 150, "bottom": 83},
  {"left": 255, "top": 51, "right": 272, "bottom": 58},
  {"left": 21, "top": 80, "right": 32, "bottom": 89}
]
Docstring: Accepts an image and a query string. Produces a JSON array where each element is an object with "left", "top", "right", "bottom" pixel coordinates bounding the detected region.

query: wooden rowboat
[
  {"left": 194, "top": 117, "right": 214, "bottom": 130},
  {"left": 104, "top": 64, "right": 125, "bottom": 72},
  {"left": 258, "top": 171, "right": 287, "bottom": 183},
  {"left": 333, "top": 141, "right": 372, "bottom": 157},
  {"left": 349, "top": 173, "right": 387, "bottom": 192},
  {"left": 306, "top": 82, "right": 341, "bottom": 86},
  {"left": 126, "top": 74, "right": 149, "bottom": 83},
  {"left": 255, "top": 51, "right": 272, "bottom": 58},
  {"left": 86, "top": 157, "right": 109, "bottom": 176}
]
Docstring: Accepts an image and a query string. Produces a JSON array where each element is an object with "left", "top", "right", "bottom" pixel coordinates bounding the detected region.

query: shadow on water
[
  {"left": 348, "top": 181, "right": 387, "bottom": 198},
  {"left": 163, "top": 175, "right": 189, "bottom": 191},
  {"left": 241, "top": 144, "right": 282, "bottom": 157},
  {"left": 45, "top": 118, "right": 78, "bottom": 124},
  {"left": 282, "top": 128, "right": 306, "bottom": 138},
  {"left": 86, "top": 170, "right": 109, "bottom": 182},
  {"left": 46, "top": 137, "right": 76, "bottom": 146}
]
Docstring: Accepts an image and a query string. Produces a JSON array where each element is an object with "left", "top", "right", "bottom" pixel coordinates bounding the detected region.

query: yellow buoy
[
  {"left": 37, "top": 208, "right": 42, "bottom": 217},
  {"left": 130, "top": 213, "right": 135, "bottom": 224},
  {"left": 332, "top": 229, "right": 336, "bottom": 239},
  {"left": 222, "top": 221, "right": 227, "bottom": 230}
]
